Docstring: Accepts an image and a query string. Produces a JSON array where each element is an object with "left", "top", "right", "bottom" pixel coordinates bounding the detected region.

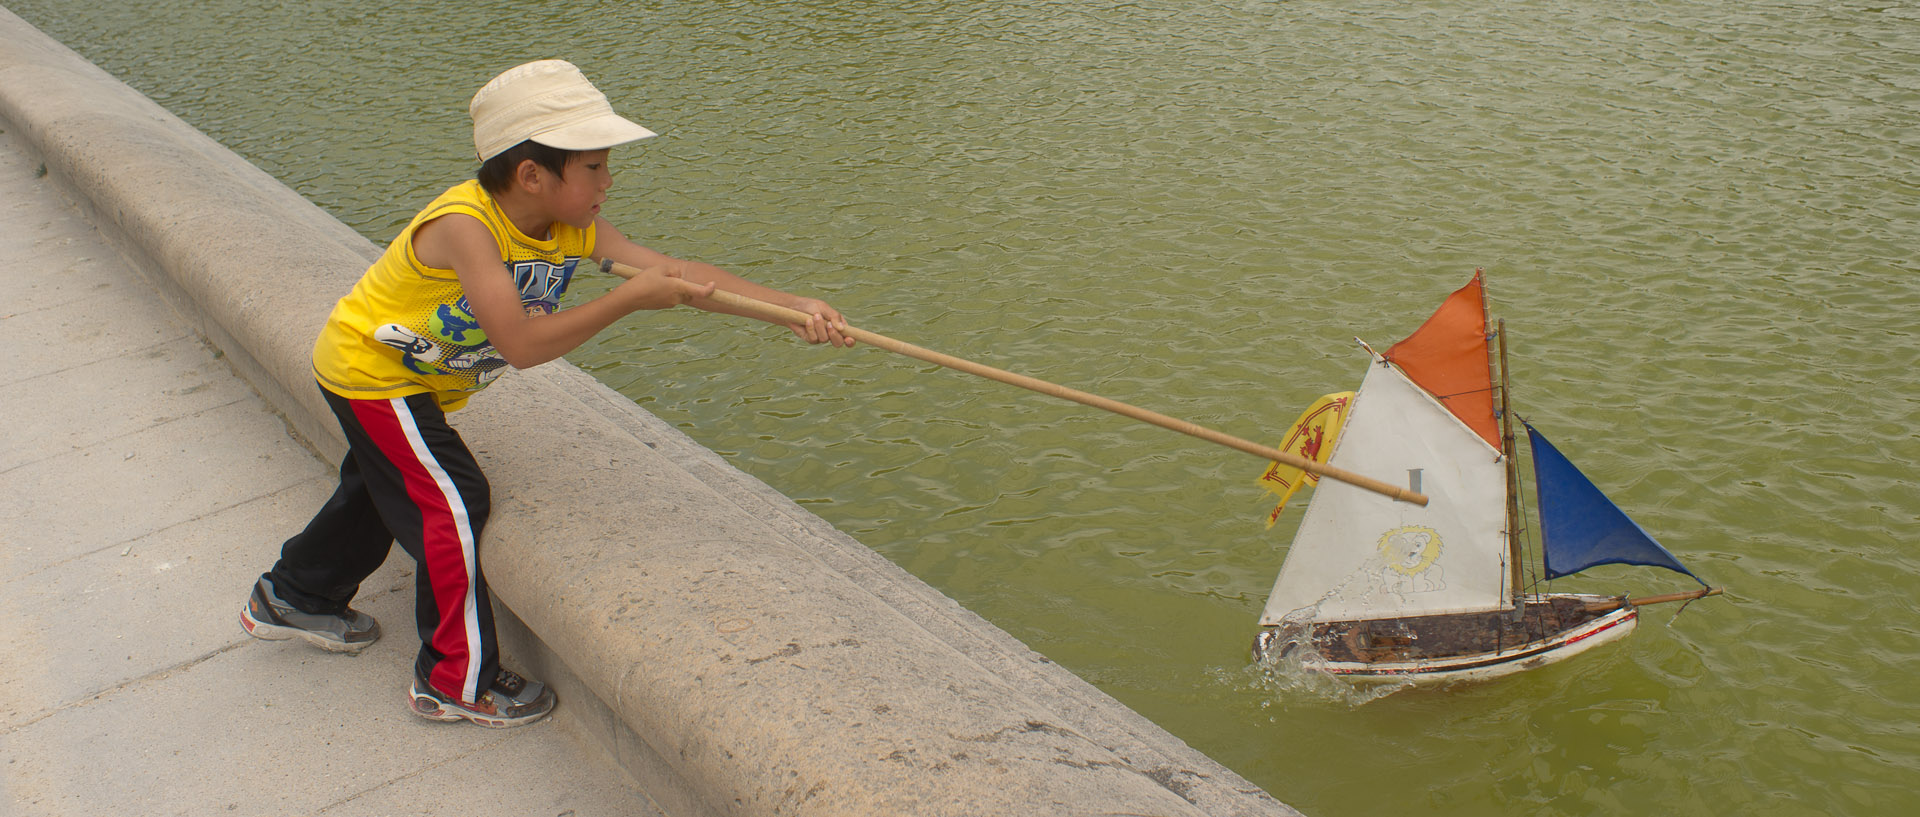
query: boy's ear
[{"left": 512, "top": 157, "right": 546, "bottom": 192}]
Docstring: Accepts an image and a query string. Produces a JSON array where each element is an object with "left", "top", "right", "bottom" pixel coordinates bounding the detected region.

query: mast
[
  {"left": 1497, "top": 318, "right": 1523, "bottom": 603},
  {"left": 1477, "top": 274, "right": 1524, "bottom": 606}
]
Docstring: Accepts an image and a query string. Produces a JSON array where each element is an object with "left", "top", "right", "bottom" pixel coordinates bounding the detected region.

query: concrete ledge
[{"left": 0, "top": 10, "right": 1298, "bottom": 816}]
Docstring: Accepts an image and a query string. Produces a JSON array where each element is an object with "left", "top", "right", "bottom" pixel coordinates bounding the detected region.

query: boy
[{"left": 240, "top": 60, "right": 851, "bottom": 727}]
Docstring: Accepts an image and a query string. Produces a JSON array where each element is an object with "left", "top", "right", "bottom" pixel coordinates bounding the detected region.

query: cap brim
[{"left": 530, "top": 114, "right": 658, "bottom": 152}]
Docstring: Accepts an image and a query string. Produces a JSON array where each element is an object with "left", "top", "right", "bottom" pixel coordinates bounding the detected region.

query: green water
[{"left": 13, "top": 0, "right": 1916, "bottom": 813}]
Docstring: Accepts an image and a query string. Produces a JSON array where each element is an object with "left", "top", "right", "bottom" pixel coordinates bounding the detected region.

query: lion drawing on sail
[{"left": 1375, "top": 525, "right": 1445, "bottom": 596}]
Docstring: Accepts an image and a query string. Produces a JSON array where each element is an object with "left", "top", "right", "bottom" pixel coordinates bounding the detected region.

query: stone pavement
[{"left": 0, "top": 120, "right": 658, "bottom": 816}]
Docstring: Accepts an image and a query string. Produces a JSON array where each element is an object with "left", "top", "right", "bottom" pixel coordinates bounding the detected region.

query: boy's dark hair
[{"left": 477, "top": 140, "right": 575, "bottom": 194}]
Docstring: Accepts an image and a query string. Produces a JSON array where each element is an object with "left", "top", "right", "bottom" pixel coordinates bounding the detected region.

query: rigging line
[
  {"left": 1427, "top": 385, "right": 1501, "bottom": 401},
  {"left": 1518, "top": 468, "right": 1543, "bottom": 589},
  {"left": 1510, "top": 426, "right": 1534, "bottom": 593},
  {"left": 1510, "top": 415, "right": 1546, "bottom": 597}
]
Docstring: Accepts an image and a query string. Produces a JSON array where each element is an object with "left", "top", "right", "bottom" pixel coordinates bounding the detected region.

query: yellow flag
[{"left": 1258, "top": 392, "right": 1354, "bottom": 528}]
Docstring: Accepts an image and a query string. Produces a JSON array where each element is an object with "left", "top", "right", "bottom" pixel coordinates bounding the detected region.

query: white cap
[{"left": 470, "top": 60, "right": 657, "bottom": 162}]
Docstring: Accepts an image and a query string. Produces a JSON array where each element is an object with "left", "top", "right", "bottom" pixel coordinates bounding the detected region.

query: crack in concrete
[{"left": 0, "top": 639, "right": 247, "bottom": 735}]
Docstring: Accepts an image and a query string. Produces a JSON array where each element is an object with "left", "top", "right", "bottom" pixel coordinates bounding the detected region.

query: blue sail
[{"left": 1526, "top": 423, "right": 1705, "bottom": 585}]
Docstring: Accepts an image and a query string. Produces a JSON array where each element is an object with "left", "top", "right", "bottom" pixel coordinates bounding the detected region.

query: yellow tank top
[{"left": 312, "top": 180, "right": 596, "bottom": 411}]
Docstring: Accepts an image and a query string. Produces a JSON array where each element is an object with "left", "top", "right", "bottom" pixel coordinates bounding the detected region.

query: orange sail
[{"left": 1384, "top": 271, "right": 1499, "bottom": 449}]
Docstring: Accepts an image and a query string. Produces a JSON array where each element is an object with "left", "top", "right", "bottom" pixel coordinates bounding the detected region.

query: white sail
[{"left": 1259, "top": 353, "right": 1510, "bottom": 625}]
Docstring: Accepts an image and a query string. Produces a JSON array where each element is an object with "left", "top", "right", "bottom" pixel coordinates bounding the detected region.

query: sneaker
[
  {"left": 409, "top": 669, "right": 556, "bottom": 728},
  {"left": 239, "top": 577, "right": 380, "bottom": 653}
]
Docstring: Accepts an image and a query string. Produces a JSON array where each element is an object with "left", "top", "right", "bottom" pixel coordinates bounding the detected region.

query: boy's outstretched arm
[
  {"left": 418, "top": 212, "right": 716, "bottom": 369},
  {"left": 593, "top": 218, "right": 855, "bottom": 347}
]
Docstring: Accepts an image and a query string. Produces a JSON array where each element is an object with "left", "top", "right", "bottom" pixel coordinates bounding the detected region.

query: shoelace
[{"left": 494, "top": 670, "right": 527, "bottom": 697}]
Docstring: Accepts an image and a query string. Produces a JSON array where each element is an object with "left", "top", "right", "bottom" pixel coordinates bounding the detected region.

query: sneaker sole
[
  {"left": 239, "top": 609, "right": 373, "bottom": 654},
  {"left": 408, "top": 683, "right": 552, "bottom": 729}
]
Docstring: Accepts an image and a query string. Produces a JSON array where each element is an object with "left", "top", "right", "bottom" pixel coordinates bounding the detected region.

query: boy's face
[{"left": 535, "top": 149, "right": 614, "bottom": 230}]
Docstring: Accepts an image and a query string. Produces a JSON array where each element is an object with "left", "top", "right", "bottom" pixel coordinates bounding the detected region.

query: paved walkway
[{"left": 0, "top": 124, "right": 657, "bottom": 816}]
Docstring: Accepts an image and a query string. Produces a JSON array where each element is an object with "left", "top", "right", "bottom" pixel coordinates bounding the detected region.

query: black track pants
[{"left": 267, "top": 386, "right": 498, "bottom": 704}]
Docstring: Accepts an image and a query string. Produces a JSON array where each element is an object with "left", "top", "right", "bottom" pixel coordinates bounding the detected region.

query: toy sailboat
[{"left": 1252, "top": 272, "right": 1718, "bottom": 685}]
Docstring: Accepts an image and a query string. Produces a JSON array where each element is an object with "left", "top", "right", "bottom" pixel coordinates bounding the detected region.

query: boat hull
[{"left": 1253, "top": 593, "right": 1637, "bottom": 686}]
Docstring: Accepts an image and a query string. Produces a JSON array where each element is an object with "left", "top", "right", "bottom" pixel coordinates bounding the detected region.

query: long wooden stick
[{"left": 602, "top": 260, "right": 1427, "bottom": 506}]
